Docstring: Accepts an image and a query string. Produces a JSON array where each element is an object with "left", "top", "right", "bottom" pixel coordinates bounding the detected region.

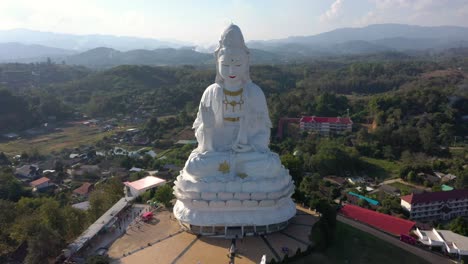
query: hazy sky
[{"left": 1, "top": 0, "right": 468, "bottom": 44}]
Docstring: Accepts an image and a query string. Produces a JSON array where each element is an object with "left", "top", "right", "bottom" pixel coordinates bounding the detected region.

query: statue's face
[{"left": 218, "top": 49, "right": 247, "bottom": 86}]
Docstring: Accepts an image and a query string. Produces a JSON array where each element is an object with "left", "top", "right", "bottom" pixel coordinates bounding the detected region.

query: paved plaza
[{"left": 107, "top": 205, "right": 318, "bottom": 264}]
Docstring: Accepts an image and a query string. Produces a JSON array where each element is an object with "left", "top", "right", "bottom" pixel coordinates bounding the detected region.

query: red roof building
[
  {"left": 29, "top": 177, "right": 51, "bottom": 190},
  {"left": 401, "top": 190, "right": 468, "bottom": 221},
  {"left": 73, "top": 182, "right": 94, "bottom": 197},
  {"left": 299, "top": 116, "right": 352, "bottom": 135},
  {"left": 340, "top": 204, "right": 415, "bottom": 236}
]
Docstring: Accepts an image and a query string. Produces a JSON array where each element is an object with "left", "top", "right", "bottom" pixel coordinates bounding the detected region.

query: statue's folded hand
[
  {"left": 200, "top": 104, "right": 215, "bottom": 127},
  {"left": 232, "top": 143, "right": 252, "bottom": 153}
]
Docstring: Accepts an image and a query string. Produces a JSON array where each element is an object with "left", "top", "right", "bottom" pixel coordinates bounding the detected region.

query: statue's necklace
[{"left": 223, "top": 87, "right": 244, "bottom": 112}]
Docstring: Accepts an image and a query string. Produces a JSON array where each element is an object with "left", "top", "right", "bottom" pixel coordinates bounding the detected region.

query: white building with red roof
[
  {"left": 124, "top": 176, "right": 166, "bottom": 197},
  {"left": 401, "top": 189, "right": 468, "bottom": 221},
  {"left": 29, "top": 177, "right": 51, "bottom": 191},
  {"left": 299, "top": 116, "right": 352, "bottom": 135}
]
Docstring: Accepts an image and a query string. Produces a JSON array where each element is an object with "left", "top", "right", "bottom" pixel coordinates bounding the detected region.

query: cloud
[
  {"left": 320, "top": 0, "right": 344, "bottom": 22},
  {"left": 356, "top": 0, "right": 468, "bottom": 27}
]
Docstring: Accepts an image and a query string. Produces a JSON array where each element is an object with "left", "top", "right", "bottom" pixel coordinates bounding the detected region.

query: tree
[
  {"left": 0, "top": 170, "right": 25, "bottom": 201},
  {"left": 310, "top": 200, "right": 337, "bottom": 251},
  {"left": 449, "top": 217, "right": 468, "bottom": 236},
  {"left": 299, "top": 173, "right": 320, "bottom": 197},
  {"left": 280, "top": 153, "right": 303, "bottom": 183},
  {"left": 358, "top": 199, "right": 370, "bottom": 209},
  {"left": 154, "top": 184, "right": 175, "bottom": 208},
  {"left": 407, "top": 171, "right": 416, "bottom": 183},
  {"left": 86, "top": 255, "right": 110, "bottom": 264},
  {"left": 0, "top": 200, "right": 18, "bottom": 255},
  {"left": 88, "top": 178, "right": 123, "bottom": 221},
  {"left": 25, "top": 225, "right": 63, "bottom": 264},
  {"left": 62, "top": 207, "right": 87, "bottom": 240},
  {"left": 0, "top": 152, "right": 10, "bottom": 165},
  {"left": 311, "top": 140, "right": 361, "bottom": 176},
  {"left": 455, "top": 169, "right": 468, "bottom": 189}
]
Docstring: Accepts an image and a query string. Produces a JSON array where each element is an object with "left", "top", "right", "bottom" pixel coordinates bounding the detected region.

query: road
[
  {"left": 337, "top": 215, "right": 454, "bottom": 264},
  {"left": 380, "top": 178, "right": 431, "bottom": 192}
]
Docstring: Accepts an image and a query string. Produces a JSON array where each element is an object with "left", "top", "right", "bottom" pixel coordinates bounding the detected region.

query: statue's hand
[
  {"left": 200, "top": 104, "right": 215, "bottom": 127},
  {"left": 232, "top": 143, "right": 252, "bottom": 153}
]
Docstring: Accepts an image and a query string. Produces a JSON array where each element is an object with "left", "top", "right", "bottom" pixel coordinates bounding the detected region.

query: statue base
[{"left": 173, "top": 198, "right": 296, "bottom": 238}]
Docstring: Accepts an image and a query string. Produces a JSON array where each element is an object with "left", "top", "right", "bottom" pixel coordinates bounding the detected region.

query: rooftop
[
  {"left": 124, "top": 176, "right": 166, "bottom": 191},
  {"left": 441, "top": 184, "right": 454, "bottom": 191},
  {"left": 323, "top": 175, "right": 347, "bottom": 185},
  {"left": 401, "top": 189, "right": 468, "bottom": 204},
  {"left": 30, "top": 177, "right": 50, "bottom": 187},
  {"left": 437, "top": 230, "right": 468, "bottom": 251},
  {"left": 340, "top": 204, "right": 415, "bottom": 236},
  {"left": 72, "top": 201, "right": 90, "bottom": 211},
  {"left": 348, "top": 192, "right": 380, "bottom": 206},
  {"left": 73, "top": 182, "right": 93, "bottom": 196},
  {"left": 300, "top": 116, "right": 352, "bottom": 124},
  {"left": 67, "top": 197, "right": 130, "bottom": 255}
]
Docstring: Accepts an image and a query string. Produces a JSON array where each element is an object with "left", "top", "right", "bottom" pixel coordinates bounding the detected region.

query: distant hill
[
  {"left": 262, "top": 24, "right": 468, "bottom": 45},
  {"left": 63, "top": 47, "right": 283, "bottom": 68},
  {"left": 248, "top": 24, "right": 468, "bottom": 57},
  {"left": 0, "top": 28, "right": 189, "bottom": 51},
  {"left": 64, "top": 47, "right": 212, "bottom": 68},
  {"left": 2, "top": 24, "right": 468, "bottom": 66},
  {"left": 0, "top": 42, "right": 75, "bottom": 62}
]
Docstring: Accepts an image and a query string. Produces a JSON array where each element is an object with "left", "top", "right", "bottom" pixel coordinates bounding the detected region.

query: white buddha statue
[
  {"left": 194, "top": 24, "right": 270, "bottom": 154},
  {"left": 173, "top": 24, "right": 296, "bottom": 235}
]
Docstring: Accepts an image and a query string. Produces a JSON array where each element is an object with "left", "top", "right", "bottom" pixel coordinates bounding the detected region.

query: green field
[
  {"left": 0, "top": 125, "right": 117, "bottom": 156},
  {"left": 291, "top": 222, "right": 429, "bottom": 264},
  {"left": 361, "top": 157, "right": 401, "bottom": 179}
]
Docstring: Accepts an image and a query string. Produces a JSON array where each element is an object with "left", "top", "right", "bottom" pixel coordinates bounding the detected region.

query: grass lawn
[
  {"left": 0, "top": 124, "right": 118, "bottom": 156},
  {"left": 449, "top": 147, "right": 467, "bottom": 159},
  {"left": 361, "top": 157, "right": 401, "bottom": 180},
  {"left": 291, "top": 222, "right": 429, "bottom": 264}
]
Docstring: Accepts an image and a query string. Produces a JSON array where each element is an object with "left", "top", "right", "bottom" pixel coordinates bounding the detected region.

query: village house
[
  {"left": 379, "top": 184, "right": 401, "bottom": 197},
  {"left": 418, "top": 172, "right": 440, "bottom": 185},
  {"left": 73, "top": 182, "right": 94, "bottom": 198},
  {"left": 323, "top": 175, "right": 347, "bottom": 186},
  {"left": 299, "top": 116, "right": 352, "bottom": 135},
  {"left": 67, "top": 164, "right": 100, "bottom": 178},
  {"left": 30, "top": 177, "right": 51, "bottom": 191},
  {"left": 401, "top": 189, "right": 468, "bottom": 221},
  {"left": 15, "top": 164, "right": 40, "bottom": 180},
  {"left": 124, "top": 176, "right": 166, "bottom": 197},
  {"left": 434, "top": 172, "right": 457, "bottom": 183}
]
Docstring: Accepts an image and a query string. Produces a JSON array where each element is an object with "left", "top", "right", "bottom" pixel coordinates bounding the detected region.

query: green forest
[{"left": 0, "top": 50, "right": 468, "bottom": 263}]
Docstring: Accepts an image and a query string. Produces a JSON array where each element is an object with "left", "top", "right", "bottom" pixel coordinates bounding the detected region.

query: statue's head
[{"left": 214, "top": 24, "right": 251, "bottom": 86}]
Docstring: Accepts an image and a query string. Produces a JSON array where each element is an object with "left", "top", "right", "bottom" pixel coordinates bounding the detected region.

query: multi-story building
[
  {"left": 299, "top": 116, "right": 352, "bottom": 135},
  {"left": 401, "top": 189, "right": 468, "bottom": 221}
]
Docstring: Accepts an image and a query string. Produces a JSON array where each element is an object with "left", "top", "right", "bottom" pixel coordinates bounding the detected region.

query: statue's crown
[{"left": 219, "top": 24, "right": 248, "bottom": 51}]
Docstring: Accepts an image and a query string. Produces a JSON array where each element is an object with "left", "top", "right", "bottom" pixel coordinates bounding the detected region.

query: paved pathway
[
  {"left": 108, "top": 206, "right": 317, "bottom": 264},
  {"left": 337, "top": 215, "right": 453, "bottom": 264}
]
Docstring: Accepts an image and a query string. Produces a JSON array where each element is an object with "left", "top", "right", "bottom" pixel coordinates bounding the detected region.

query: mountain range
[{"left": 1, "top": 24, "right": 468, "bottom": 68}]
